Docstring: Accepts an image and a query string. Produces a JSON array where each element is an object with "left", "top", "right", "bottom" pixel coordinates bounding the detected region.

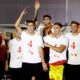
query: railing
[{"left": 0, "top": 24, "right": 26, "bottom": 28}]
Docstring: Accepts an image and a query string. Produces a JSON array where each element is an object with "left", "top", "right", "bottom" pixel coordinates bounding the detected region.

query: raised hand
[
  {"left": 35, "top": 0, "right": 40, "bottom": 10},
  {"left": 20, "top": 7, "right": 28, "bottom": 17},
  {"left": 34, "top": 0, "right": 40, "bottom": 19},
  {"left": 20, "top": 7, "right": 28, "bottom": 16},
  {"left": 15, "top": 7, "right": 28, "bottom": 33}
]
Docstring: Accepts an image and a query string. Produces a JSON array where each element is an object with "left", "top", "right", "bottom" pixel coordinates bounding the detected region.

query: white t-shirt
[
  {"left": 21, "top": 31, "right": 43, "bottom": 63},
  {"left": 8, "top": 38, "right": 23, "bottom": 68},
  {"left": 36, "top": 23, "right": 45, "bottom": 36},
  {"left": 44, "top": 35, "right": 68, "bottom": 64},
  {"left": 66, "top": 33, "right": 80, "bottom": 65}
]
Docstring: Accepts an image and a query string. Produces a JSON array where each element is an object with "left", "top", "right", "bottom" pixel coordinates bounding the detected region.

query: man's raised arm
[{"left": 15, "top": 7, "right": 28, "bottom": 33}]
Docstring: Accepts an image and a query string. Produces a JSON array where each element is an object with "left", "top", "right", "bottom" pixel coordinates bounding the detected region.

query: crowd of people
[
  {"left": 0, "top": 0, "right": 80, "bottom": 80},
  {"left": 0, "top": 7, "right": 80, "bottom": 80}
]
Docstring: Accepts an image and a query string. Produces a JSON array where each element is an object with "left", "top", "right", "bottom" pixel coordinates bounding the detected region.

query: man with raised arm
[{"left": 15, "top": 8, "right": 48, "bottom": 80}]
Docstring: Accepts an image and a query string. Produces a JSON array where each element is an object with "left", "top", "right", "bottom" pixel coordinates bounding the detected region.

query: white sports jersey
[
  {"left": 66, "top": 33, "right": 80, "bottom": 65},
  {"left": 44, "top": 35, "right": 68, "bottom": 64},
  {"left": 8, "top": 38, "right": 23, "bottom": 68},
  {"left": 21, "top": 31, "right": 43, "bottom": 63}
]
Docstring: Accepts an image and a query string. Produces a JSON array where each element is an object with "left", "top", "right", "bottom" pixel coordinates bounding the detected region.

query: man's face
[
  {"left": 43, "top": 17, "right": 51, "bottom": 25},
  {"left": 27, "top": 22, "right": 35, "bottom": 33},
  {"left": 54, "top": 25, "right": 61, "bottom": 36},
  {"left": 71, "top": 23, "right": 78, "bottom": 33}
]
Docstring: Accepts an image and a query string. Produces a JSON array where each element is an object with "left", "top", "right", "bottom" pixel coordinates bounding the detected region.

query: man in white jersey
[
  {"left": 65, "top": 21, "right": 80, "bottom": 80},
  {"left": 7, "top": 31, "right": 23, "bottom": 80},
  {"left": 35, "top": 15, "right": 54, "bottom": 37},
  {"left": 15, "top": 8, "right": 48, "bottom": 80},
  {"left": 43, "top": 22, "right": 68, "bottom": 80}
]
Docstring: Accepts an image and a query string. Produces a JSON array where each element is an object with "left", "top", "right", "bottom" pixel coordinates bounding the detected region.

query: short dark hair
[
  {"left": 54, "top": 22, "right": 63, "bottom": 28},
  {"left": 71, "top": 20, "right": 79, "bottom": 26},
  {"left": 26, "top": 20, "right": 35, "bottom": 25},
  {"left": 34, "top": 18, "right": 38, "bottom": 22},
  {"left": 43, "top": 15, "right": 51, "bottom": 20}
]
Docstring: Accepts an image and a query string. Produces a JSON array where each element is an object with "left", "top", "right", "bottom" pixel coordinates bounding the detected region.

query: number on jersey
[
  {"left": 28, "top": 41, "right": 32, "bottom": 47},
  {"left": 17, "top": 47, "right": 21, "bottom": 52},
  {"left": 71, "top": 42, "right": 76, "bottom": 49}
]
